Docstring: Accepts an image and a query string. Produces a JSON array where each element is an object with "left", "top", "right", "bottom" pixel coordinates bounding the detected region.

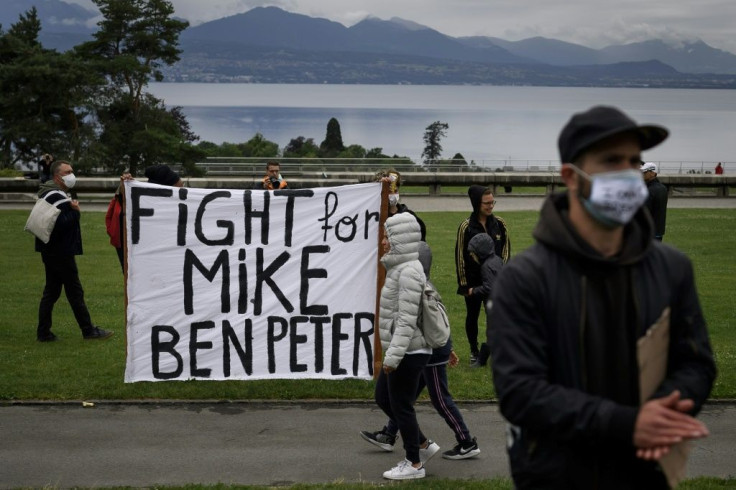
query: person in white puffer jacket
[{"left": 376, "top": 213, "right": 433, "bottom": 480}]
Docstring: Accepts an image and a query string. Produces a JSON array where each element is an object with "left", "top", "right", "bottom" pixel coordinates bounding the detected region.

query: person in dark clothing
[
  {"left": 641, "top": 162, "right": 668, "bottom": 241},
  {"left": 36, "top": 161, "right": 113, "bottom": 342},
  {"left": 489, "top": 106, "right": 716, "bottom": 489},
  {"left": 466, "top": 233, "right": 503, "bottom": 368},
  {"left": 38, "top": 153, "right": 53, "bottom": 183},
  {"left": 454, "top": 185, "right": 509, "bottom": 363}
]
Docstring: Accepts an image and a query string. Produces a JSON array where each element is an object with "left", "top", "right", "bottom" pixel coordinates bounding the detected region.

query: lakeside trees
[{"left": 0, "top": 1, "right": 203, "bottom": 175}]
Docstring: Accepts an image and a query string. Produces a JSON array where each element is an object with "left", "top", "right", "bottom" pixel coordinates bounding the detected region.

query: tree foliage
[
  {"left": 421, "top": 121, "right": 449, "bottom": 165},
  {"left": 76, "top": 0, "right": 189, "bottom": 174},
  {"left": 319, "top": 117, "right": 344, "bottom": 157},
  {"left": 0, "top": 8, "right": 103, "bottom": 169}
]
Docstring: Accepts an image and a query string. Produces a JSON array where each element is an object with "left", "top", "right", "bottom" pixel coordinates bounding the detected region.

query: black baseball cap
[{"left": 558, "top": 106, "right": 668, "bottom": 163}]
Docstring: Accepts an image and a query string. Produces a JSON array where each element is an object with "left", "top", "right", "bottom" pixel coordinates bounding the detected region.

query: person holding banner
[
  {"left": 376, "top": 169, "right": 426, "bottom": 241},
  {"left": 376, "top": 213, "right": 433, "bottom": 480}
]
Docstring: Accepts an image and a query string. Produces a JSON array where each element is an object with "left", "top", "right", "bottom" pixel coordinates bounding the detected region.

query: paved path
[{"left": 1, "top": 402, "right": 733, "bottom": 488}]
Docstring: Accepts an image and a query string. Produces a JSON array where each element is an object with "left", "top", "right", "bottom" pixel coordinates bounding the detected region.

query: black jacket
[
  {"left": 645, "top": 177, "right": 668, "bottom": 238},
  {"left": 489, "top": 192, "right": 716, "bottom": 489},
  {"left": 34, "top": 186, "right": 83, "bottom": 256},
  {"left": 455, "top": 213, "right": 509, "bottom": 294},
  {"left": 467, "top": 233, "right": 503, "bottom": 301}
]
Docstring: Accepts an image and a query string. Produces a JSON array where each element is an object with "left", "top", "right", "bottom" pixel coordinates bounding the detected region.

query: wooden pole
[{"left": 373, "top": 181, "right": 388, "bottom": 379}]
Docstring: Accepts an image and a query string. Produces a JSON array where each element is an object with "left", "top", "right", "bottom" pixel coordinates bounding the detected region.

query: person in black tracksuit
[
  {"left": 489, "top": 106, "right": 716, "bottom": 489},
  {"left": 454, "top": 185, "right": 509, "bottom": 362}
]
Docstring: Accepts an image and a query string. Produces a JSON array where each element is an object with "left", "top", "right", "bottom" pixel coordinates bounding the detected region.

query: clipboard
[{"left": 637, "top": 306, "right": 689, "bottom": 488}]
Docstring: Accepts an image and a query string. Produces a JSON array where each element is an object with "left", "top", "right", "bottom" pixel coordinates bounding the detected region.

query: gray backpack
[{"left": 418, "top": 279, "right": 450, "bottom": 348}]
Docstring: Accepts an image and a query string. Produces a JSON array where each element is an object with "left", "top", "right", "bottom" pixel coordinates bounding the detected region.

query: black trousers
[
  {"left": 375, "top": 353, "right": 430, "bottom": 464},
  {"left": 38, "top": 254, "right": 94, "bottom": 337},
  {"left": 464, "top": 294, "right": 484, "bottom": 354}
]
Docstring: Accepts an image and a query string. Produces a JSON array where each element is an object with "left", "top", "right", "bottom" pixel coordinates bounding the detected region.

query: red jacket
[{"left": 105, "top": 195, "right": 123, "bottom": 248}]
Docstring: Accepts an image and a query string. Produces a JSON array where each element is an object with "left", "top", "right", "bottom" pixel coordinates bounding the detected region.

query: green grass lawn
[{"left": 0, "top": 208, "right": 734, "bottom": 401}]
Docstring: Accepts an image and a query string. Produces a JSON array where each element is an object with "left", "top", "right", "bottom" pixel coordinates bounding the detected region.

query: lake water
[{"left": 148, "top": 83, "right": 736, "bottom": 172}]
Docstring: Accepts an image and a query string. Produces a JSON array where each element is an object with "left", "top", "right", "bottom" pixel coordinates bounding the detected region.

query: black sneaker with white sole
[
  {"left": 360, "top": 429, "right": 397, "bottom": 451},
  {"left": 442, "top": 437, "right": 481, "bottom": 460}
]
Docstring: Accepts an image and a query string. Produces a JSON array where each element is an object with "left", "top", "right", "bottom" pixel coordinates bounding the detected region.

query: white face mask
[
  {"left": 568, "top": 165, "right": 648, "bottom": 228},
  {"left": 61, "top": 173, "right": 76, "bottom": 189},
  {"left": 388, "top": 193, "right": 399, "bottom": 206}
]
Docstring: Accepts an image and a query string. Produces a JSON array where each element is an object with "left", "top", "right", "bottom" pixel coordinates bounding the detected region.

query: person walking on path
[
  {"left": 489, "top": 105, "right": 716, "bottom": 489},
  {"left": 455, "top": 185, "right": 510, "bottom": 364},
  {"left": 374, "top": 213, "right": 432, "bottom": 480},
  {"left": 36, "top": 161, "right": 113, "bottom": 342},
  {"left": 361, "top": 241, "right": 481, "bottom": 461}
]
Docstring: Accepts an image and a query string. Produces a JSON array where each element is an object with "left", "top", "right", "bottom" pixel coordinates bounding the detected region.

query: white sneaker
[
  {"left": 382, "top": 459, "right": 425, "bottom": 480},
  {"left": 419, "top": 439, "right": 440, "bottom": 464}
]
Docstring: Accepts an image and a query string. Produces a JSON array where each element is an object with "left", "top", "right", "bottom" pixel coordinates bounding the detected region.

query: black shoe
[
  {"left": 83, "top": 327, "right": 114, "bottom": 340},
  {"left": 469, "top": 352, "right": 479, "bottom": 365},
  {"left": 360, "top": 429, "right": 397, "bottom": 451},
  {"left": 37, "top": 332, "right": 58, "bottom": 342},
  {"left": 442, "top": 437, "right": 481, "bottom": 460}
]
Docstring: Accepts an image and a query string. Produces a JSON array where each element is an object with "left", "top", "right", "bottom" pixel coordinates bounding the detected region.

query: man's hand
[
  {"left": 70, "top": 200, "right": 80, "bottom": 212},
  {"left": 383, "top": 365, "right": 395, "bottom": 374},
  {"left": 633, "top": 390, "right": 709, "bottom": 460}
]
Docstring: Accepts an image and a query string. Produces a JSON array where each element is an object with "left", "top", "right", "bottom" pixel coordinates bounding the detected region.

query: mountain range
[{"left": 4, "top": 0, "right": 736, "bottom": 87}]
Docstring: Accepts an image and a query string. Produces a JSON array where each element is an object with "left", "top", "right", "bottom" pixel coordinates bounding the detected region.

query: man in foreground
[
  {"left": 489, "top": 106, "right": 716, "bottom": 489},
  {"left": 36, "top": 161, "right": 113, "bottom": 342}
]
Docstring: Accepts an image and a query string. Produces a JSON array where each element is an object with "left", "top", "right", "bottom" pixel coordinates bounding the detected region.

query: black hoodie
[{"left": 488, "top": 192, "right": 716, "bottom": 489}]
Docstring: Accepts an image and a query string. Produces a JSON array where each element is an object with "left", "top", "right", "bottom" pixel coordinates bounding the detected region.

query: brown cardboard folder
[{"left": 637, "top": 306, "right": 689, "bottom": 488}]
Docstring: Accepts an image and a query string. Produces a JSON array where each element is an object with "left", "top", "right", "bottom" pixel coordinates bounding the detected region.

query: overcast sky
[{"left": 67, "top": 0, "right": 736, "bottom": 54}]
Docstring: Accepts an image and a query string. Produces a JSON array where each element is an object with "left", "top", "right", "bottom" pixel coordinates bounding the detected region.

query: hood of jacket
[
  {"left": 467, "top": 184, "right": 488, "bottom": 215},
  {"left": 381, "top": 213, "right": 421, "bottom": 269},
  {"left": 38, "top": 179, "right": 63, "bottom": 197},
  {"left": 533, "top": 192, "right": 653, "bottom": 266},
  {"left": 468, "top": 233, "right": 496, "bottom": 262}
]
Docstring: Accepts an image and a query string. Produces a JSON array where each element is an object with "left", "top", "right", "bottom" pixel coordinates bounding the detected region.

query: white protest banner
[{"left": 124, "top": 181, "right": 382, "bottom": 382}]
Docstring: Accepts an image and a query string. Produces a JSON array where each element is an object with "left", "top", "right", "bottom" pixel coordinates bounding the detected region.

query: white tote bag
[{"left": 24, "top": 191, "right": 70, "bottom": 244}]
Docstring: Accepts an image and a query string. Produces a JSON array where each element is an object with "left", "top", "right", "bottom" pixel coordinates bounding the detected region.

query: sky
[{"left": 65, "top": 0, "right": 736, "bottom": 55}]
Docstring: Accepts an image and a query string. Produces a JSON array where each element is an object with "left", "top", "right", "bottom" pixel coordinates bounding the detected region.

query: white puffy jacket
[{"left": 379, "top": 213, "right": 428, "bottom": 369}]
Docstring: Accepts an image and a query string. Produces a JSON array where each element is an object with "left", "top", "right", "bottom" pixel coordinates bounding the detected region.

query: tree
[
  {"left": 421, "top": 121, "right": 449, "bottom": 165},
  {"left": 77, "top": 0, "right": 189, "bottom": 174},
  {"left": 283, "top": 136, "right": 319, "bottom": 158},
  {"left": 319, "top": 117, "right": 344, "bottom": 157},
  {"left": 0, "top": 8, "right": 102, "bottom": 169},
  {"left": 451, "top": 152, "right": 468, "bottom": 166},
  {"left": 239, "top": 133, "right": 279, "bottom": 158}
]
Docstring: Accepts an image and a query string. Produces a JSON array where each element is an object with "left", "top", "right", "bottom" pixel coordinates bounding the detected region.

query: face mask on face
[
  {"left": 61, "top": 173, "right": 76, "bottom": 189},
  {"left": 388, "top": 193, "right": 399, "bottom": 206},
  {"left": 567, "top": 164, "right": 648, "bottom": 229}
]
